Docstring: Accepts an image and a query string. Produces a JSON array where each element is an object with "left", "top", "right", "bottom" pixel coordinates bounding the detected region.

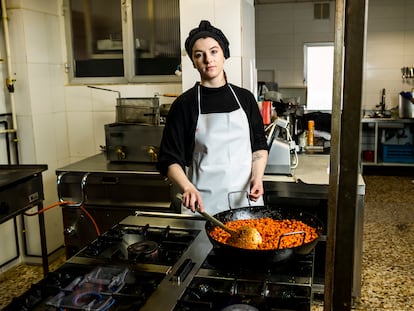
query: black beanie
[{"left": 184, "top": 20, "right": 230, "bottom": 61}]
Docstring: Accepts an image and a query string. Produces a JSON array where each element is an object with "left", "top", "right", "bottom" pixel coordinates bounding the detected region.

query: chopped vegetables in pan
[{"left": 209, "top": 218, "right": 319, "bottom": 250}]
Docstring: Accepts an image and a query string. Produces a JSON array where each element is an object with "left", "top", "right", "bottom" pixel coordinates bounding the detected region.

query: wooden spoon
[{"left": 176, "top": 193, "right": 262, "bottom": 249}]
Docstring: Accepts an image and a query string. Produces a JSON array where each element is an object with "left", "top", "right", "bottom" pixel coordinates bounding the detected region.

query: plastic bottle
[
  {"left": 261, "top": 101, "right": 272, "bottom": 125},
  {"left": 307, "top": 120, "right": 315, "bottom": 146}
]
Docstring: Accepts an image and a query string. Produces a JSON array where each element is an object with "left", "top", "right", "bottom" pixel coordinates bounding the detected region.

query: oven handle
[
  {"left": 79, "top": 172, "right": 91, "bottom": 206},
  {"left": 57, "top": 172, "right": 91, "bottom": 207},
  {"left": 171, "top": 258, "right": 195, "bottom": 285},
  {"left": 57, "top": 172, "right": 65, "bottom": 202}
]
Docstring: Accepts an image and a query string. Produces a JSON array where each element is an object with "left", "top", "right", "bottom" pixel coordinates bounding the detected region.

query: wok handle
[
  {"left": 276, "top": 231, "right": 306, "bottom": 249},
  {"left": 175, "top": 193, "right": 236, "bottom": 235},
  {"left": 227, "top": 191, "right": 251, "bottom": 210}
]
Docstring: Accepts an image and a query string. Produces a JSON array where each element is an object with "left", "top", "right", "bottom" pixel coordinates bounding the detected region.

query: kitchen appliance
[
  {"left": 104, "top": 123, "right": 164, "bottom": 162},
  {"left": 5, "top": 212, "right": 316, "bottom": 311},
  {"left": 265, "top": 118, "right": 298, "bottom": 175},
  {"left": 56, "top": 153, "right": 175, "bottom": 258},
  {"left": 88, "top": 85, "right": 167, "bottom": 163},
  {"left": 264, "top": 90, "right": 306, "bottom": 144},
  {"left": 0, "top": 165, "right": 49, "bottom": 275},
  {"left": 104, "top": 95, "right": 165, "bottom": 163},
  {"left": 399, "top": 91, "right": 414, "bottom": 118},
  {"left": 0, "top": 166, "right": 46, "bottom": 224},
  {"left": 116, "top": 97, "right": 160, "bottom": 124}
]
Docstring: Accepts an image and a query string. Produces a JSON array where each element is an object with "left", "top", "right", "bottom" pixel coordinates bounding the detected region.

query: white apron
[{"left": 185, "top": 85, "right": 264, "bottom": 215}]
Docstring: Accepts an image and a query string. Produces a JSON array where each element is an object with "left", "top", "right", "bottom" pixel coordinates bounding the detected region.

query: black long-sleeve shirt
[{"left": 156, "top": 82, "right": 268, "bottom": 177}]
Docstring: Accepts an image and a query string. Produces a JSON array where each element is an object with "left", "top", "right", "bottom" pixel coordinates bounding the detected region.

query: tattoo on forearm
[{"left": 252, "top": 152, "right": 263, "bottom": 162}]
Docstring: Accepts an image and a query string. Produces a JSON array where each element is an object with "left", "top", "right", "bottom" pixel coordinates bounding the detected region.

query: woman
[{"left": 157, "top": 20, "right": 268, "bottom": 214}]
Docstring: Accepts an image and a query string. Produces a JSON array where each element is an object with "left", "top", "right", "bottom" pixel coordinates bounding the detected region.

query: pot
[
  {"left": 204, "top": 205, "right": 323, "bottom": 262},
  {"left": 399, "top": 92, "right": 414, "bottom": 118}
]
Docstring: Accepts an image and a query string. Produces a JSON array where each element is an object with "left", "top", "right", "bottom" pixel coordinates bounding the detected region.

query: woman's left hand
[
  {"left": 249, "top": 178, "right": 264, "bottom": 201},
  {"left": 249, "top": 149, "right": 268, "bottom": 201}
]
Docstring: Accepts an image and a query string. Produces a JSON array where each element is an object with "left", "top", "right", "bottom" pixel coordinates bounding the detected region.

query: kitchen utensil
[
  {"left": 205, "top": 205, "right": 323, "bottom": 262},
  {"left": 399, "top": 91, "right": 414, "bottom": 118},
  {"left": 176, "top": 193, "right": 262, "bottom": 249}
]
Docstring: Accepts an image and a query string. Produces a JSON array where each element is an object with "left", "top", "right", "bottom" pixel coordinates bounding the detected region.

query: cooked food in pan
[{"left": 209, "top": 217, "right": 319, "bottom": 250}]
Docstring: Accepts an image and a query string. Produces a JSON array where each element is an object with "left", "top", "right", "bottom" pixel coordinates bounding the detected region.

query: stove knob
[
  {"left": 147, "top": 146, "right": 158, "bottom": 162},
  {"left": 116, "top": 146, "right": 126, "bottom": 160},
  {"left": 0, "top": 202, "right": 9, "bottom": 215}
]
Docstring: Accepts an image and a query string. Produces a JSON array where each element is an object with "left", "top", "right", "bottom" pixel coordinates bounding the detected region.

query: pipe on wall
[{"left": 0, "top": 0, "right": 18, "bottom": 135}]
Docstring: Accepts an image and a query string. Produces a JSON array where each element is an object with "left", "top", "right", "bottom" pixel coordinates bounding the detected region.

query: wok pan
[{"left": 204, "top": 205, "right": 323, "bottom": 262}]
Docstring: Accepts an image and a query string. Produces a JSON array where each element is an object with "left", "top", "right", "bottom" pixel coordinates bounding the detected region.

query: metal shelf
[{"left": 361, "top": 118, "right": 414, "bottom": 167}]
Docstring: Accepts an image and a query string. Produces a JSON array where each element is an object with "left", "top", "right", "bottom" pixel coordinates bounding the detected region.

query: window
[
  {"left": 65, "top": 0, "right": 181, "bottom": 83},
  {"left": 313, "top": 3, "right": 330, "bottom": 20},
  {"left": 304, "top": 43, "right": 334, "bottom": 111}
]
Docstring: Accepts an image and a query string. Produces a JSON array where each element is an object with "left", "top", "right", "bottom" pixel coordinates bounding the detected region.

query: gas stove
[{"left": 5, "top": 212, "right": 315, "bottom": 311}]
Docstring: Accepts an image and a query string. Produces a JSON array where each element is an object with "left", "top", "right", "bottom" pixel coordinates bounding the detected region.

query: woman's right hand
[
  {"left": 181, "top": 187, "right": 204, "bottom": 213},
  {"left": 167, "top": 163, "right": 204, "bottom": 213}
]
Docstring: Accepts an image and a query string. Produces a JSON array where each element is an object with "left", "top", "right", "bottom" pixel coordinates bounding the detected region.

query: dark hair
[{"left": 184, "top": 20, "right": 230, "bottom": 61}]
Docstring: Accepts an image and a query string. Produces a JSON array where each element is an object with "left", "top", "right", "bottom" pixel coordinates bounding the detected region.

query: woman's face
[{"left": 191, "top": 37, "right": 225, "bottom": 85}]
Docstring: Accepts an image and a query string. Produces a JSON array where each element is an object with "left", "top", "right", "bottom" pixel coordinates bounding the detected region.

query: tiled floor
[
  {"left": 1, "top": 174, "right": 413, "bottom": 310},
  {"left": 353, "top": 175, "right": 414, "bottom": 310}
]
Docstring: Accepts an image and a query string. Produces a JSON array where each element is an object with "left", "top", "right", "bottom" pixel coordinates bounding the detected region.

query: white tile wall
[
  {"left": 180, "top": 0, "right": 255, "bottom": 92},
  {"left": 50, "top": 64, "right": 66, "bottom": 113},
  {"left": 27, "top": 64, "right": 54, "bottom": 115},
  {"left": 216, "top": 1, "right": 242, "bottom": 58},
  {"left": 32, "top": 114, "right": 57, "bottom": 164},
  {"left": 7, "top": 9, "right": 26, "bottom": 65},
  {"left": 67, "top": 111, "right": 95, "bottom": 157},
  {"left": 24, "top": 10, "right": 53, "bottom": 64},
  {"left": 0, "top": 220, "right": 18, "bottom": 266},
  {"left": 255, "top": 2, "right": 335, "bottom": 88},
  {"left": 53, "top": 112, "right": 69, "bottom": 166},
  {"left": 8, "top": 0, "right": 59, "bottom": 15},
  {"left": 363, "top": 0, "right": 414, "bottom": 110},
  {"left": 15, "top": 115, "right": 36, "bottom": 163},
  {"left": 65, "top": 86, "right": 92, "bottom": 112}
]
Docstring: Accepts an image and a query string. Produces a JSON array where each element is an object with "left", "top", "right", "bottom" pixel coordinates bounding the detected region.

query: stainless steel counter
[
  {"left": 58, "top": 153, "right": 365, "bottom": 193},
  {"left": 56, "top": 153, "right": 160, "bottom": 174},
  {"left": 264, "top": 154, "right": 365, "bottom": 195},
  {"left": 0, "top": 165, "right": 49, "bottom": 276}
]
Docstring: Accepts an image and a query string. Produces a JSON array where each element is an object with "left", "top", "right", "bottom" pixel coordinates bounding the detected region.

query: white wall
[
  {"left": 255, "top": 0, "right": 414, "bottom": 110},
  {"left": 180, "top": 0, "right": 256, "bottom": 93},
  {"left": 255, "top": 2, "right": 335, "bottom": 87},
  {"left": 363, "top": 0, "right": 414, "bottom": 110}
]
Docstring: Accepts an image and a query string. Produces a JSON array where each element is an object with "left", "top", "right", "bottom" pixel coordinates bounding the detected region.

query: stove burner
[
  {"left": 221, "top": 304, "right": 259, "bottom": 311},
  {"left": 73, "top": 291, "right": 103, "bottom": 306},
  {"left": 77, "top": 224, "right": 199, "bottom": 266},
  {"left": 127, "top": 240, "right": 159, "bottom": 260},
  {"left": 122, "top": 233, "right": 144, "bottom": 246}
]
